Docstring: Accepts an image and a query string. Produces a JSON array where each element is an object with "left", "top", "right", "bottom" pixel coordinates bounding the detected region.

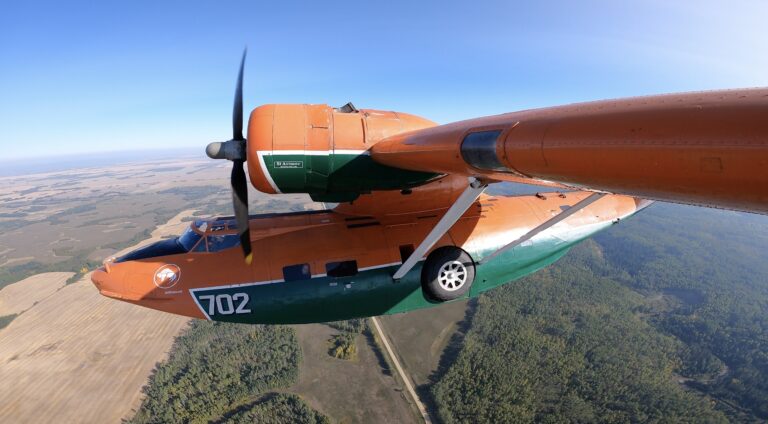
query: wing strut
[
  {"left": 392, "top": 177, "right": 488, "bottom": 280},
  {"left": 478, "top": 192, "right": 607, "bottom": 265}
]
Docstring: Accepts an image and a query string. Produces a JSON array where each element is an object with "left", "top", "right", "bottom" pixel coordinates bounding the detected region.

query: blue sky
[{"left": 1, "top": 0, "right": 767, "bottom": 159}]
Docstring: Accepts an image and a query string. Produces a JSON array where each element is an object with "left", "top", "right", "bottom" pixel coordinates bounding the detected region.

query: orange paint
[
  {"left": 371, "top": 88, "right": 768, "bottom": 213},
  {"left": 94, "top": 85, "right": 768, "bottom": 323}
]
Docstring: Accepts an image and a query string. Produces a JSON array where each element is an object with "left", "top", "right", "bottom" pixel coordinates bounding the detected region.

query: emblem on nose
[{"left": 154, "top": 264, "right": 181, "bottom": 289}]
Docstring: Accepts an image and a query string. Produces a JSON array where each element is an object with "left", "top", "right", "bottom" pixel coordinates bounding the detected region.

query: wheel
[{"left": 421, "top": 247, "right": 475, "bottom": 302}]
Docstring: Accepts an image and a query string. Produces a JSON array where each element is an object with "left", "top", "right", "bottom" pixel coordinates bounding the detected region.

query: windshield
[
  {"left": 177, "top": 227, "right": 203, "bottom": 252},
  {"left": 207, "top": 234, "right": 240, "bottom": 252}
]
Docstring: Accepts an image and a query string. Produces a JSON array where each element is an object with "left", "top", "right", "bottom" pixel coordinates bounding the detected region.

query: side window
[
  {"left": 460, "top": 130, "right": 506, "bottom": 171},
  {"left": 192, "top": 237, "right": 208, "bottom": 252},
  {"left": 325, "top": 260, "right": 358, "bottom": 278},
  {"left": 399, "top": 244, "right": 415, "bottom": 263},
  {"left": 283, "top": 263, "right": 311, "bottom": 282},
  {"left": 207, "top": 234, "right": 240, "bottom": 252}
]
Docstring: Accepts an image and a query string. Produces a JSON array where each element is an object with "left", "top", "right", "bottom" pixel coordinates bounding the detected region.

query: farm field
[
  {"left": 0, "top": 155, "right": 312, "bottom": 290},
  {"left": 0, "top": 270, "right": 190, "bottom": 423},
  {"left": 288, "top": 323, "right": 420, "bottom": 423},
  {"left": 0, "top": 157, "right": 572, "bottom": 423},
  {"left": 0, "top": 157, "right": 316, "bottom": 422},
  {"left": 0, "top": 272, "right": 72, "bottom": 317},
  {"left": 0, "top": 203, "right": 209, "bottom": 422}
]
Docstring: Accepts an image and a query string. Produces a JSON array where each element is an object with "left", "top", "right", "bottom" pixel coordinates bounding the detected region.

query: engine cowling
[{"left": 246, "top": 104, "right": 439, "bottom": 202}]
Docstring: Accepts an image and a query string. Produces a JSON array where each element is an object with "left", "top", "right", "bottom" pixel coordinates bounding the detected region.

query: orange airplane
[{"left": 91, "top": 52, "right": 768, "bottom": 324}]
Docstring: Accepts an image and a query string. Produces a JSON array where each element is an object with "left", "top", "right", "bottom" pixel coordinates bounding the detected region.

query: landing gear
[{"left": 422, "top": 247, "right": 475, "bottom": 302}]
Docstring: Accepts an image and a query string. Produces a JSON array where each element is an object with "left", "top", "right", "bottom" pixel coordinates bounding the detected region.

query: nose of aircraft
[{"left": 91, "top": 267, "right": 122, "bottom": 299}]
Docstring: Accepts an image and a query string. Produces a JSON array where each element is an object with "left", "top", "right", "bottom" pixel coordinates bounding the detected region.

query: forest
[
  {"left": 595, "top": 203, "right": 768, "bottom": 420},
  {"left": 130, "top": 321, "right": 327, "bottom": 424},
  {"left": 214, "top": 393, "right": 330, "bottom": 424},
  {"left": 430, "top": 198, "right": 768, "bottom": 423}
]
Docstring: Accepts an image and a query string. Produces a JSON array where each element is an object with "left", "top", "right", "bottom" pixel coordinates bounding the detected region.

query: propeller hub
[{"left": 206, "top": 139, "right": 246, "bottom": 161}]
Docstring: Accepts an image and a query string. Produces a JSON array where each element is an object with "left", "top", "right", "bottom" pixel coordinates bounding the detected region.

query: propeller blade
[
  {"left": 231, "top": 159, "right": 252, "bottom": 264},
  {"left": 233, "top": 49, "right": 247, "bottom": 141}
]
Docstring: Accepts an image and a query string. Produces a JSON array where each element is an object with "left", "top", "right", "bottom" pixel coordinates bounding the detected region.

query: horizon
[
  {"left": 0, "top": 147, "right": 204, "bottom": 178},
  {"left": 2, "top": 1, "right": 767, "bottom": 160}
]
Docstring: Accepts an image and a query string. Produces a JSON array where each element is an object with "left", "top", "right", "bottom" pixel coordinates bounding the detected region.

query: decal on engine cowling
[{"left": 274, "top": 160, "right": 304, "bottom": 169}]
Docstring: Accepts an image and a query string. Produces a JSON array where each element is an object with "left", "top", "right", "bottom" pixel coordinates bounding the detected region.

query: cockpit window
[
  {"left": 207, "top": 234, "right": 240, "bottom": 252},
  {"left": 178, "top": 228, "right": 203, "bottom": 252},
  {"left": 115, "top": 238, "right": 186, "bottom": 263},
  {"left": 194, "top": 220, "right": 209, "bottom": 232},
  {"left": 192, "top": 237, "right": 208, "bottom": 252}
]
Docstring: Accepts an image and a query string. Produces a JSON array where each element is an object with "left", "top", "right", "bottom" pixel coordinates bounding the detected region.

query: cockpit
[
  {"left": 181, "top": 219, "right": 241, "bottom": 253},
  {"left": 115, "top": 217, "right": 242, "bottom": 263}
]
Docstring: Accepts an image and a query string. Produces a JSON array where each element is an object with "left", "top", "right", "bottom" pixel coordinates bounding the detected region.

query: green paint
[
  {"left": 191, "top": 232, "right": 584, "bottom": 325},
  {"left": 263, "top": 153, "right": 439, "bottom": 201}
]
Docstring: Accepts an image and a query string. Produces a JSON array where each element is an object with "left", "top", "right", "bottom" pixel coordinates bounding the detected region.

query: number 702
[{"left": 198, "top": 293, "right": 251, "bottom": 316}]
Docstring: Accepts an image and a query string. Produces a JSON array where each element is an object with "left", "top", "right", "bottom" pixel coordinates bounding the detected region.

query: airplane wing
[
  {"left": 207, "top": 53, "right": 767, "bottom": 265},
  {"left": 370, "top": 88, "right": 768, "bottom": 214}
]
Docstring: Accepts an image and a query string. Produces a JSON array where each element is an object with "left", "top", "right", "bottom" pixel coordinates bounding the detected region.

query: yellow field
[
  {"left": 0, "top": 210, "right": 197, "bottom": 423},
  {"left": 0, "top": 276, "right": 189, "bottom": 423},
  {"left": 0, "top": 272, "right": 72, "bottom": 316}
]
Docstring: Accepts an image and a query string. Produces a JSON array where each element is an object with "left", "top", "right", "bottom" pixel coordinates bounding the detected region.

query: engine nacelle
[{"left": 246, "top": 104, "right": 439, "bottom": 202}]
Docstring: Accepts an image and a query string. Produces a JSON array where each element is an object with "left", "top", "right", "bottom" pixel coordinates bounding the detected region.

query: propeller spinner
[{"left": 206, "top": 50, "right": 252, "bottom": 264}]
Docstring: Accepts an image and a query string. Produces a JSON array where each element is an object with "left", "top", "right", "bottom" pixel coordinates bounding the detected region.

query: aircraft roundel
[{"left": 154, "top": 264, "right": 181, "bottom": 289}]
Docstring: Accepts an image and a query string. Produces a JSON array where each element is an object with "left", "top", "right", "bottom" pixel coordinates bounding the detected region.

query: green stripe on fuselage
[{"left": 190, "top": 232, "right": 584, "bottom": 325}]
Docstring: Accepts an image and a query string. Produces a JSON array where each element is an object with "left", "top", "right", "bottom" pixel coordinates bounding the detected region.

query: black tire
[{"left": 421, "top": 247, "right": 475, "bottom": 302}]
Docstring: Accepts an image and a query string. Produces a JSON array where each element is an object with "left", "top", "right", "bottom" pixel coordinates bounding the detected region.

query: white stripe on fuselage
[{"left": 259, "top": 150, "right": 369, "bottom": 156}]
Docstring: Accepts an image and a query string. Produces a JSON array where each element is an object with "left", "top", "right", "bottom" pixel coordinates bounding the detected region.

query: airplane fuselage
[{"left": 92, "top": 191, "right": 645, "bottom": 324}]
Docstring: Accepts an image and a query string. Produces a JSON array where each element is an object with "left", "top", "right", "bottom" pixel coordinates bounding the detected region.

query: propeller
[{"left": 206, "top": 50, "right": 252, "bottom": 264}]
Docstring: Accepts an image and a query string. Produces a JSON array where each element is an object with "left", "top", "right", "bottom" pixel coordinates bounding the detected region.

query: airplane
[{"left": 91, "top": 52, "right": 768, "bottom": 325}]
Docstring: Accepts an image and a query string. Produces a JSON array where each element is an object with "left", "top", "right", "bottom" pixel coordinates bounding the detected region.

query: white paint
[
  {"left": 256, "top": 151, "right": 282, "bottom": 194},
  {"left": 257, "top": 149, "right": 368, "bottom": 156},
  {"left": 467, "top": 199, "right": 642, "bottom": 262},
  {"left": 479, "top": 193, "right": 606, "bottom": 264}
]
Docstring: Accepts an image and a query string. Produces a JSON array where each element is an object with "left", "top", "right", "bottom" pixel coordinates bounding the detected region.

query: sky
[{"left": 1, "top": 0, "right": 767, "bottom": 160}]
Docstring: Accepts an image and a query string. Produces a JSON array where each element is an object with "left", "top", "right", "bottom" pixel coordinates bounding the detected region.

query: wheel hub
[{"left": 437, "top": 260, "right": 468, "bottom": 291}]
